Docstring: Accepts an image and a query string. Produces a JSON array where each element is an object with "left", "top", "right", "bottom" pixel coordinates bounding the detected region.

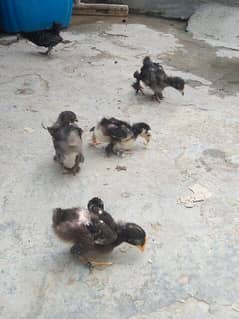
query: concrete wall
[{"left": 82, "top": 0, "right": 239, "bottom": 19}]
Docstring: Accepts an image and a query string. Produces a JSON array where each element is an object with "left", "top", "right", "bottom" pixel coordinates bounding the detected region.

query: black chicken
[
  {"left": 52, "top": 197, "right": 146, "bottom": 269},
  {"left": 19, "top": 22, "right": 63, "bottom": 55},
  {"left": 133, "top": 56, "right": 185, "bottom": 102}
]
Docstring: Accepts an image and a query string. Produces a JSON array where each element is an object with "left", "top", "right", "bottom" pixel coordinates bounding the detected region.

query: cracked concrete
[{"left": 0, "top": 14, "right": 239, "bottom": 319}]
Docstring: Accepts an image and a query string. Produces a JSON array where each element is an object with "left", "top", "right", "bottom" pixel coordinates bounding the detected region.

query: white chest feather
[
  {"left": 114, "top": 138, "right": 135, "bottom": 150},
  {"left": 63, "top": 152, "right": 78, "bottom": 168},
  {"left": 76, "top": 209, "right": 91, "bottom": 226},
  {"left": 93, "top": 127, "right": 111, "bottom": 144}
]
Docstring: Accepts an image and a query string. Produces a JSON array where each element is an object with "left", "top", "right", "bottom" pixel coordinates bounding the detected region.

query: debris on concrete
[
  {"left": 178, "top": 275, "right": 190, "bottom": 285},
  {"left": 179, "top": 196, "right": 195, "bottom": 208},
  {"left": 189, "top": 184, "right": 212, "bottom": 200},
  {"left": 121, "top": 192, "right": 131, "bottom": 198},
  {"left": 23, "top": 127, "right": 35, "bottom": 134},
  {"left": 115, "top": 165, "right": 127, "bottom": 171},
  {"left": 25, "top": 106, "right": 38, "bottom": 113},
  {"left": 16, "top": 88, "right": 34, "bottom": 95},
  {"left": 179, "top": 184, "right": 212, "bottom": 208}
]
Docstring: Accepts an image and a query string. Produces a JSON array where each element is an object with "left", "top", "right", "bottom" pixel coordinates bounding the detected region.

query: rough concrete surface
[
  {"left": 187, "top": 3, "right": 239, "bottom": 51},
  {"left": 0, "top": 14, "right": 239, "bottom": 319}
]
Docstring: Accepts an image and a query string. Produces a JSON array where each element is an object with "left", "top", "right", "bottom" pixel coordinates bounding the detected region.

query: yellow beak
[
  {"left": 137, "top": 239, "right": 146, "bottom": 252},
  {"left": 144, "top": 135, "right": 151, "bottom": 145},
  {"left": 146, "top": 136, "right": 151, "bottom": 144}
]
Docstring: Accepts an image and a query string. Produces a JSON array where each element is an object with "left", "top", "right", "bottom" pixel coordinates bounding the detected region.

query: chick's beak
[
  {"left": 146, "top": 136, "right": 151, "bottom": 144},
  {"left": 137, "top": 239, "right": 146, "bottom": 252},
  {"left": 144, "top": 133, "right": 151, "bottom": 145}
]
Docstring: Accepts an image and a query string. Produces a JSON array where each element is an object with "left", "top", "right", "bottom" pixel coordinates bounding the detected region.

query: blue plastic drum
[{"left": 0, "top": 0, "right": 73, "bottom": 33}]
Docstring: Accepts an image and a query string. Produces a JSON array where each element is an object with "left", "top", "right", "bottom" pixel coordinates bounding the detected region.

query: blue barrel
[{"left": 0, "top": 0, "right": 73, "bottom": 33}]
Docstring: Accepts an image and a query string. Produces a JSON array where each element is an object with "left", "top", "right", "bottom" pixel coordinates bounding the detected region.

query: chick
[
  {"left": 19, "top": 21, "right": 63, "bottom": 55},
  {"left": 90, "top": 117, "right": 151, "bottom": 156},
  {"left": 44, "top": 111, "right": 84, "bottom": 175},
  {"left": 133, "top": 56, "right": 185, "bottom": 102},
  {"left": 87, "top": 197, "right": 118, "bottom": 232},
  {"left": 52, "top": 202, "right": 146, "bottom": 268},
  {"left": 46, "top": 111, "right": 78, "bottom": 137}
]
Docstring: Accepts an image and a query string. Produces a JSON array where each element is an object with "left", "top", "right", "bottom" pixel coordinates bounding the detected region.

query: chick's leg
[
  {"left": 71, "top": 244, "right": 112, "bottom": 272},
  {"left": 134, "top": 81, "right": 144, "bottom": 95},
  {"left": 105, "top": 143, "right": 115, "bottom": 157},
  {"left": 79, "top": 153, "right": 85, "bottom": 163},
  {"left": 90, "top": 133, "right": 102, "bottom": 146},
  {"left": 70, "top": 244, "right": 82, "bottom": 255},
  {"left": 138, "top": 87, "right": 144, "bottom": 95},
  {"left": 81, "top": 259, "right": 112, "bottom": 272},
  {"left": 157, "top": 91, "right": 164, "bottom": 100},
  {"left": 72, "top": 155, "right": 82, "bottom": 175},
  {"left": 62, "top": 165, "right": 80, "bottom": 175},
  {"left": 40, "top": 45, "right": 53, "bottom": 56},
  {"left": 71, "top": 244, "right": 90, "bottom": 266},
  {"left": 152, "top": 94, "right": 161, "bottom": 103},
  {"left": 72, "top": 165, "right": 80, "bottom": 175}
]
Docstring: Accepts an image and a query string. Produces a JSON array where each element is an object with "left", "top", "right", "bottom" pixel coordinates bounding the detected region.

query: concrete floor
[{"left": 0, "top": 14, "right": 239, "bottom": 319}]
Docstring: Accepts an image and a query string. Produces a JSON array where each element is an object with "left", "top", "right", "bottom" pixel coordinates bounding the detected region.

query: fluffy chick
[
  {"left": 133, "top": 56, "right": 185, "bottom": 102},
  {"left": 90, "top": 117, "right": 151, "bottom": 156},
  {"left": 52, "top": 202, "right": 146, "bottom": 267},
  {"left": 87, "top": 197, "right": 118, "bottom": 232},
  {"left": 19, "top": 21, "right": 63, "bottom": 55},
  {"left": 44, "top": 111, "right": 84, "bottom": 175}
]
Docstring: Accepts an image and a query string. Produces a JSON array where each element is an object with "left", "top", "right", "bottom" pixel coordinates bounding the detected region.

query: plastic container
[{"left": 0, "top": 0, "right": 73, "bottom": 33}]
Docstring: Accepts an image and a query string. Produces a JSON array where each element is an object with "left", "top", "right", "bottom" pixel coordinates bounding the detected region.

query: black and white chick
[
  {"left": 133, "top": 56, "right": 185, "bottom": 102},
  {"left": 19, "top": 21, "right": 63, "bottom": 55},
  {"left": 90, "top": 117, "right": 151, "bottom": 156},
  {"left": 52, "top": 197, "right": 146, "bottom": 269},
  {"left": 44, "top": 111, "right": 84, "bottom": 175}
]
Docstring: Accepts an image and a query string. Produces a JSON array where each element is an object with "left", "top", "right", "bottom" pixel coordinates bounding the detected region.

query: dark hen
[
  {"left": 133, "top": 56, "right": 185, "bottom": 102},
  {"left": 20, "top": 22, "right": 63, "bottom": 55},
  {"left": 90, "top": 117, "right": 151, "bottom": 156}
]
